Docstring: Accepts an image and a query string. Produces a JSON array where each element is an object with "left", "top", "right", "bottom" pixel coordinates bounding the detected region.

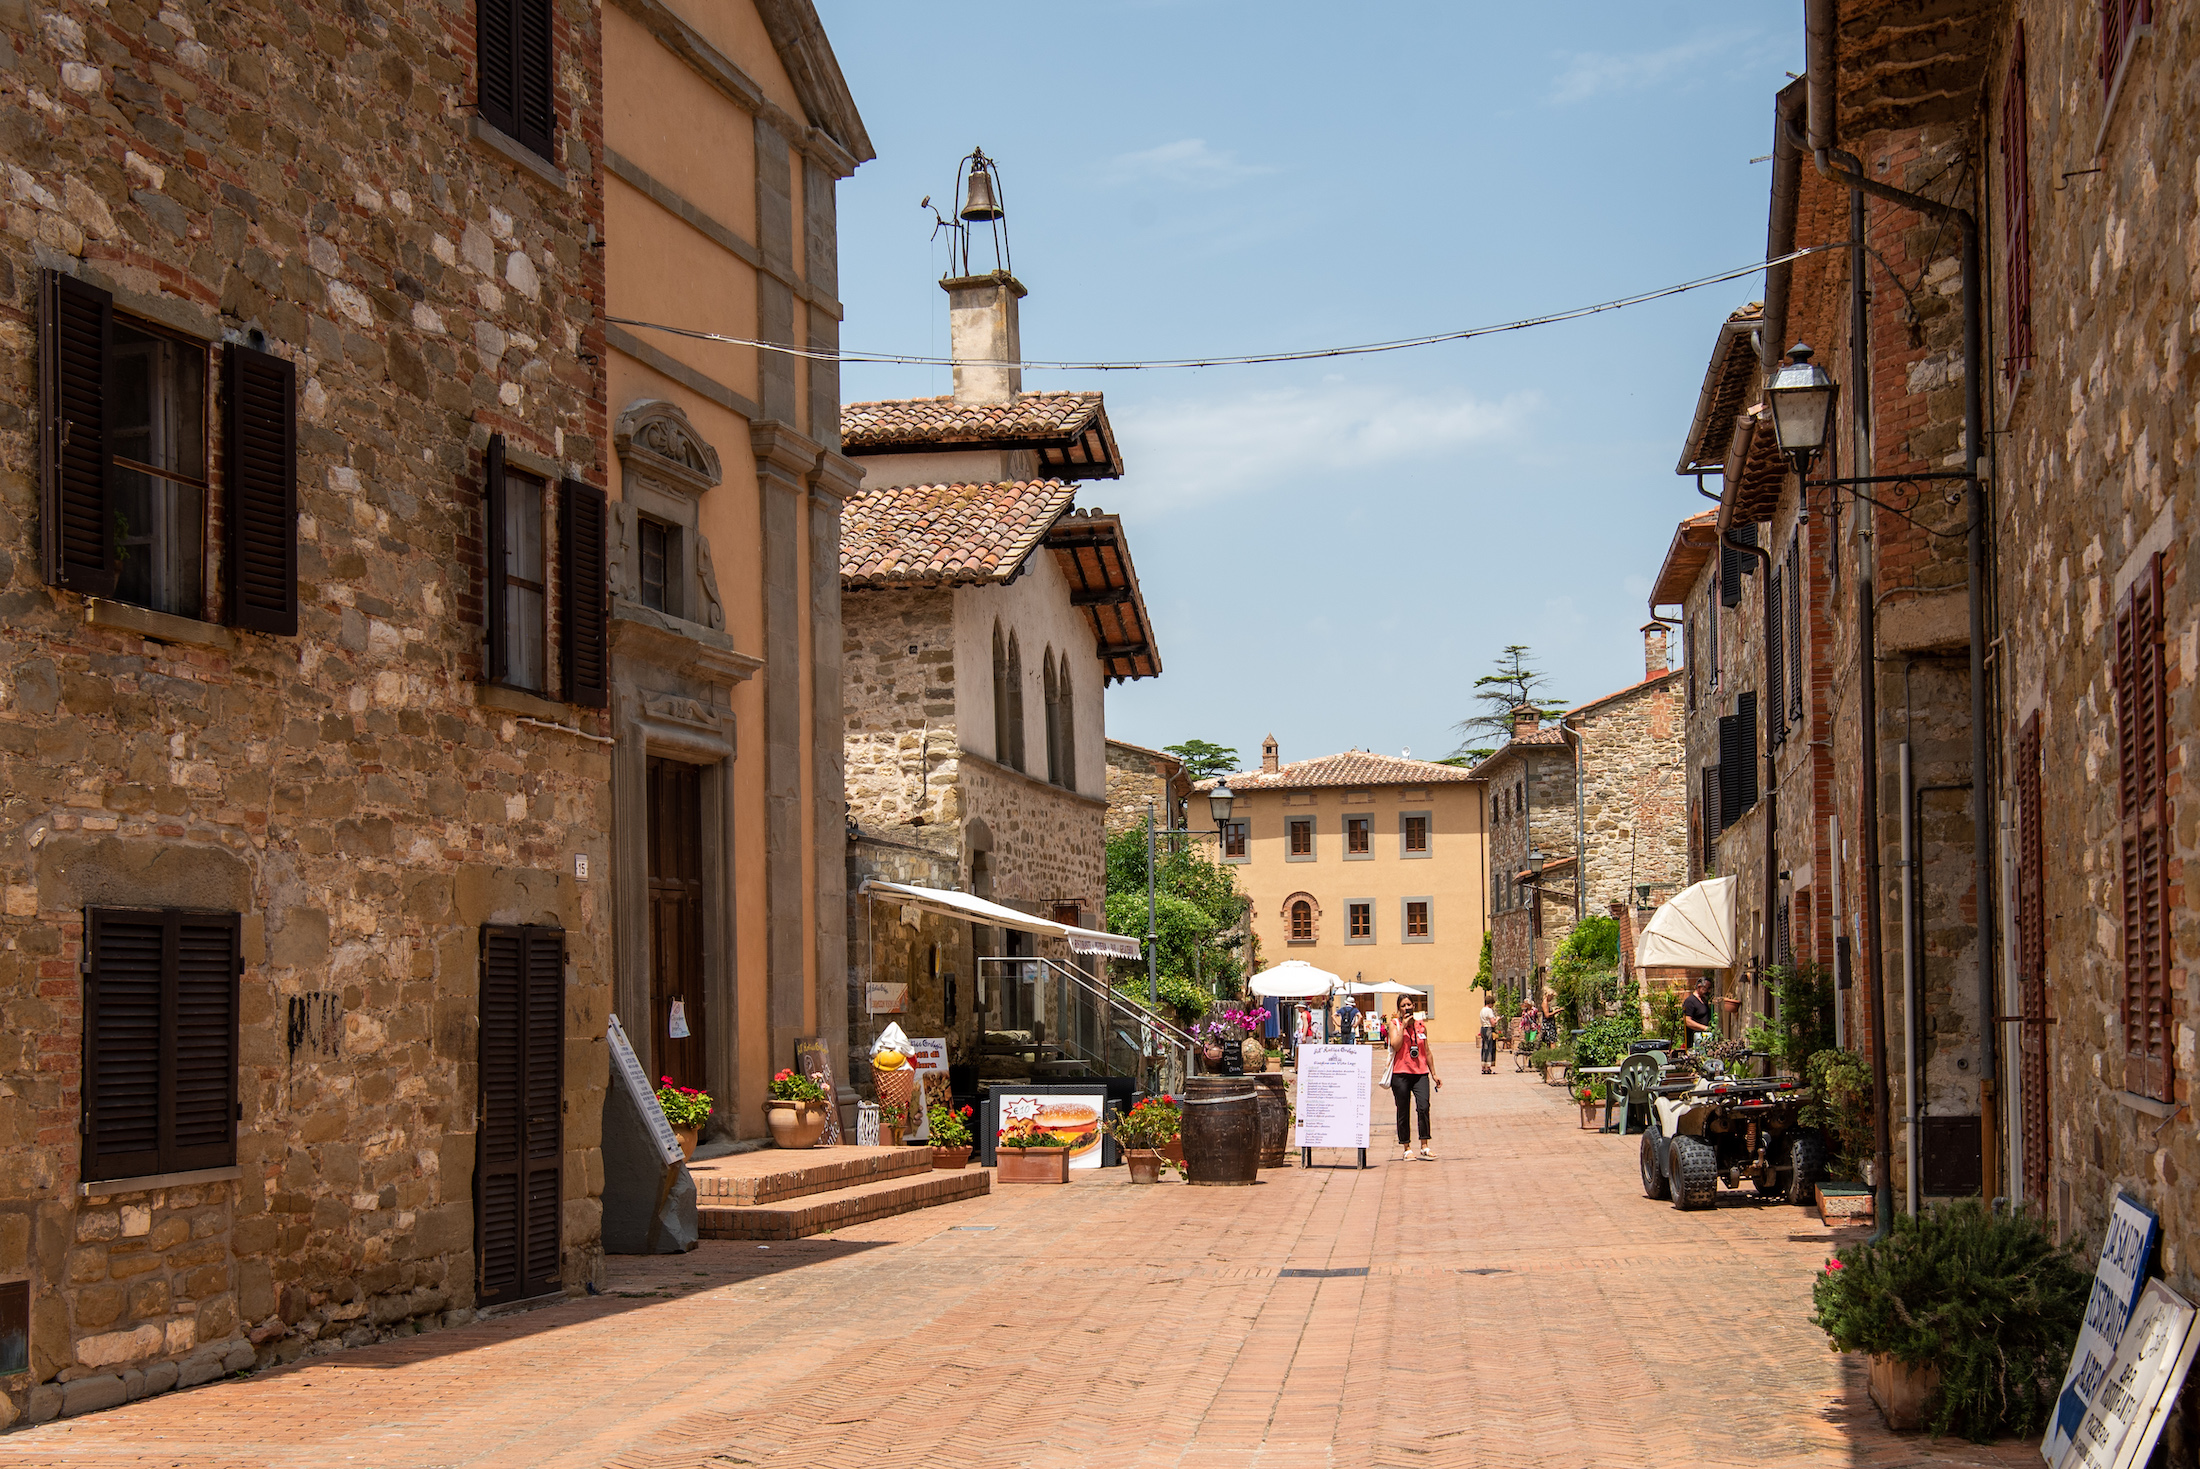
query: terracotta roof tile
[
  {"left": 1649, "top": 509, "right": 1720, "bottom": 607},
  {"left": 1678, "top": 303, "right": 1764, "bottom": 475},
  {"left": 1193, "top": 751, "right": 1482, "bottom": 791},
  {"left": 840, "top": 392, "right": 1122, "bottom": 478},
  {"left": 839, "top": 480, "right": 1077, "bottom": 589}
]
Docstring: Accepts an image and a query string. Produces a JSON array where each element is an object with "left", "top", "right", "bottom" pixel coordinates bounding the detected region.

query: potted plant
[
  {"left": 1811, "top": 1198, "right": 2089, "bottom": 1439},
  {"left": 1573, "top": 1078, "right": 1605, "bottom": 1129},
  {"left": 764, "top": 1067, "right": 831, "bottom": 1150},
  {"left": 1531, "top": 1043, "right": 1573, "bottom": 1085},
  {"left": 927, "top": 1101, "right": 976, "bottom": 1170},
  {"left": 994, "top": 1119, "right": 1072, "bottom": 1183},
  {"left": 1103, "top": 1095, "right": 1182, "bottom": 1183},
  {"left": 656, "top": 1077, "right": 712, "bottom": 1159}
]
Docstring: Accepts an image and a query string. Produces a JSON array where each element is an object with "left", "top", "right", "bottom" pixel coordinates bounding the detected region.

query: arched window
[
  {"left": 1042, "top": 648, "right": 1062, "bottom": 785},
  {"left": 1005, "top": 633, "right": 1025, "bottom": 771},
  {"left": 1290, "top": 900, "right": 1314, "bottom": 942},
  {"left": 1056, "top": 655, "right": 1076, "bottom": 792},
  {"left": 992, "top": 623, "right": 1010, "bottom": 764}
]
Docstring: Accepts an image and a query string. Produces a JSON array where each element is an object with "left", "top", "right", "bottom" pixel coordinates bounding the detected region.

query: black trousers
[{"left": 1391, "top": 1073, "right": 1431, "bottom": 1143}]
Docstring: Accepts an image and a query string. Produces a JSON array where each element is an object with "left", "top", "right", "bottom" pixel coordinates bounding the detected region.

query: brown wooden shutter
[
  {"left": 484, "top": 435, "right": 510, "bottom": 684},
  {"left": 40, "top": 270, "right": 115, "bottom": 597},
  {"left": 2115, "top": 554, "right": 2172, "bottom": 1101},
  {"left": 2100, "top": 0, "right": 2151, "bottom": 88},
  {"left": 84, "top": 908, "right": 238, "bottom": 1182},
  {"left": 2014, "top": 712, "right": 2050, "bottom": 1200},
  {"left": 514, "top": 0, "right": 554, "bottom": 160},
  {"left": 1700, "top": 764, "right": 1720, "bottom": 872},
  {"left": 2002, "top": 26, "right": 2034, "bottom": 379},
  {"left": 476, "top": 924, "right": 563, "bottom": 1306},
  {"left": 171, "top": 913, "right": 241, "bottom": 1171},
  {"left": 1766, "top": 565, "right": 1786, "bottom": 745},
  {"left": 224, "top": 343, "right": 298, "bottom": 635},
  {"left": 83, "top": 910, "right": 165, "bottom": 1182},
  {"left": 558, "top": 478, "right": 607, "bottom": 707}
]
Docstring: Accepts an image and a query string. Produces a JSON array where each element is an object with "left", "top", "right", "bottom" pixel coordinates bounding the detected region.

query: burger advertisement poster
[{"left": 992, "top": 1091, "right": 1107, "bottom": 1169}]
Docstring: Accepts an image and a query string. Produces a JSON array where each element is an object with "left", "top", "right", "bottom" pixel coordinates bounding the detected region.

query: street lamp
[
  {"left": 1766, "top": 342, "right": 1839, "bottom": 475},
  {"left": 1207, "top": 780, "right": 1235, "bottom": 828},
  {"left": 1526, "top": 850, "right": 1545, "bottom": 876}
]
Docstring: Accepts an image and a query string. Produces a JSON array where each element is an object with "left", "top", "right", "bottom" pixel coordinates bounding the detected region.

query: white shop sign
[
  {"left": 606, "top": 1014, "right": 682, "bottom": 1169},
  {"left": 2056, "top": 1279, "right": 2198, "bottom": 1469},
  {"left": 2045, "top": 1192, "right": 2161, "bottom": 1466},
  {"left": 1293, "top": 1043, "right": 1371, "bottom": 1151}
]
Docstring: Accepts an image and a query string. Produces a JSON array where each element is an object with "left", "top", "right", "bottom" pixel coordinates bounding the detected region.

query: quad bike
[{"left": 1636, "top": 1059, "right": 1826, "bottom": 1210}]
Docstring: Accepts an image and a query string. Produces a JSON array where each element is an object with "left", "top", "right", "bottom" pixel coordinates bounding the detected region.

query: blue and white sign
[{"left": 2046, "top": 1192, "right": 2161, "bottom": 1466}]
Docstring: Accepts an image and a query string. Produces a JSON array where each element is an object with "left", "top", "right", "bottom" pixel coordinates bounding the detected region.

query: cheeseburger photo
[{"left": 1035, "top": 1100, "right": 1102, "bottom": 1157}]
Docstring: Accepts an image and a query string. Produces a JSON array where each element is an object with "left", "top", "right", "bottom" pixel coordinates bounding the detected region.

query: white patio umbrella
[
  {"left": 1634, "top": 875, "right": 1737, "bottom": 971},
  {"left": 1247, "top": 960, "right": 1345, "bottom": 998},
  {"left": 1347, "top": 979, "right": 1426, "bottom": 996}
]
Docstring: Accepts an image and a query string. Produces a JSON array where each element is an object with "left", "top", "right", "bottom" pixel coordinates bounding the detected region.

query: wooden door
[
  {"left": 477, "top": 924, "right": 564, "bottom": 1306},
  {"left": 648, "top": 758, "right": 706, "bottom": 1089}
]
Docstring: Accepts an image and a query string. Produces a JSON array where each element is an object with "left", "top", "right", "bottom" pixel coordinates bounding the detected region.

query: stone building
[
  {"left": 0, "top": 0, "right": 619, "bottom": 1425},
  {"left": 1104, "top": 738, "right": 1189, "bottom": 835},
  {"left": 839, "top": 217, "right": 1159, "bottom": 1073},
  {"left": 1670, "top": 22, "right": 2200, "bottom": 1445},
  {"left": 1472, "top": 628, "right": 1686, "bottom": 1011},
  {"left": 598, "top": 0, "right": 872, "bottom": 1135},
  {"left": 1191, "top": 741, "right": 1488, "bottom": 1045}
]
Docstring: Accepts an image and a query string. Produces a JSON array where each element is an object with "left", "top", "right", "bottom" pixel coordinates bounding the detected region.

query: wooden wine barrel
[
  {"left": 1251, "top": 1073, "right": 1289, "bottom": 1168},
  {"left": 1180, "top": 1077, "right": 1259, "bottom": 1185}
]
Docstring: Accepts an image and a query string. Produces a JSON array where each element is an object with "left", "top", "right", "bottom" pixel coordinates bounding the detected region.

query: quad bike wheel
[
  {"left": 1669, "top": 1134, "right": 1718, "bottom": 1211},
  {"left": 1786, "top": 1132, "right": 1828, "bottom": 1206},
  {"left": 1640, "top": 1118, "right": 1670, "bottom": 1200}
]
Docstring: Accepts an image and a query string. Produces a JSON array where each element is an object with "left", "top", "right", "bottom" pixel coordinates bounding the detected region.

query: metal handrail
[{"left": 977, "top": 955, "right": 1193, "bottom": 1092}]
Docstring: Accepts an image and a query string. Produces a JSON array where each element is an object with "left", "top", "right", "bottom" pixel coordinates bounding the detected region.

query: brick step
[
  {"left": 688, "top": 1145, "right": 935, "bottom": 1208},
  {"left": 696, "top": 1166, "right": 991, "bottom": 1241}
]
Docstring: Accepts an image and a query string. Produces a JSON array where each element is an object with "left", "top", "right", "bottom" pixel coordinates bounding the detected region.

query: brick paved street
[{"left": 6, "top": 1066, "right": 2039, "bottom": 1469}]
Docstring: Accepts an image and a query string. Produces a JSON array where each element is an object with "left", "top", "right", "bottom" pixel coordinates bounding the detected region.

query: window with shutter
[
  {"left": 41, "top": 270, "right": 115, "bottom": 596},
  {"left": 1787, "top": 539, "right": 1804, "bottom": 724},
  {"left": 1718, "top": 694, "right": 1758, "bottom": 830},
  {"left": 558, "top": 478, "right": 607, "bottom": 707},
  {"left": 476, "top": 0, "right": 555, "bottom": 161},
  {"left": 1701, "top": 764, "right": 1721, "bottom": 872},
  {"left": 476, "top": 923, "right": 564, "bottom": 1305},
  {"left": 2014, "top": 712, "right": 2050, "bottom": 1199},
  {"left": 224, "top": 343, "right": 297, "bottom": 635},
  {"left": 2002, "top": 27, "right": 2034, "bottom": 379},
  {"left": 1767, "top": 564, "right": 1786, "bottom": 745},
  {"left": 2114, "top": 555, "right": 2173, "bottom": 1101},
  {"left": 2099, "top": 0, "right": 2151, "bottom": 90},
  {"left": 1719, "top": 523, "right": 1756, "bottom": 608},
  {"left": 83, "top": 908, "right": 240, "bottom": 1183}
]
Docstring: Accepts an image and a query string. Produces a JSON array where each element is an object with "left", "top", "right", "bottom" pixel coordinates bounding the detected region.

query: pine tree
[{"left": 1452, "top": 645, "right": 1565, "bottom": 759}]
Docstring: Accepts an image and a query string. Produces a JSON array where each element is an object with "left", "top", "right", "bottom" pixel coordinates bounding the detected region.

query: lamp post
[
  {"left": 1144, "top": 801, "right": 1158, "bottom": 1007},
  {"left": 1765, "top": 342, "right": 1839, "bottom": 476}
]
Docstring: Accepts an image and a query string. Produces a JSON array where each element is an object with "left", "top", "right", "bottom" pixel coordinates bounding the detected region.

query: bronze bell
[{"left": 958, "top": 164, "right": 1003, "bottom": 222}]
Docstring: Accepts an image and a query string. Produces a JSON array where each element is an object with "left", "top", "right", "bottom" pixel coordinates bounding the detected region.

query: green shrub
[
  {"left": 1800, "top": 1048, "right": 1873, "bottom": 1177},
  {"left": 1810, "top": 1199, "right": 2089, "bottom": 1440},
  {"left": 1549, "top": 915, "right": 1621, "bottom": 1026},
  {"left": 1568, "top": 1012, "right": 1643, "bottom": 1078},
  {"left": 1529, "top": 1044, "right": 1573, "bottom": 1069},
  {"left": 1647, "top": 986, "right": 1686, "bottom": 1047},
  {"left": 1745, "top": 963, "right": 1837, "bottom": 1076}
]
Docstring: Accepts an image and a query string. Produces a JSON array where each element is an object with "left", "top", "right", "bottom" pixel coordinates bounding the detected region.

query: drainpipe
[
  {"left": 1898, "top": 742, "right": 1920, "bottom": 1216},
  {"left": 1805, "top": 0, "right": 1998, "bottom": 1204}
]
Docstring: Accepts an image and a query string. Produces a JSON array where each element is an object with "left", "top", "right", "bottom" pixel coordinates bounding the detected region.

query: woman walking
[
  {"left": 1388, "top": 998, "right": 1440, "bottom": 1160},
  {"left": 1478, "top": 997, "right": 1499, "bottom": 1074}
]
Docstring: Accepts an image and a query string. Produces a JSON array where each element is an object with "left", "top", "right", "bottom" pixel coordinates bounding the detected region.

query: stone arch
[{"left": 614, "top": 398, "right": 723, "bottom": 492}]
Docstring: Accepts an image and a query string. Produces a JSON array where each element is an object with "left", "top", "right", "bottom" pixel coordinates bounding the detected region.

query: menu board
[
  {"left": 993, "top": 1089, "right": 1106, "bottom": 1169},
  {"left": 606, "top": 1014, "right": 682, "bottom": 1168},
  {"left": 904, "top": 1038, "right": 948, "bottom": 1141},
  {"left": 2046, "top": 1193, "right": 2161, "bottom": 1464},
  {"left": 1293, "top": 1043, "right": 1372, "bottom": 1150},
  {"left": 2055, "top": 1279, "right": 2197, "bottom": 1469}
]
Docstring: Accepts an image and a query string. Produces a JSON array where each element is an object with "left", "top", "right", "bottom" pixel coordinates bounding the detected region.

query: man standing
[
  {"left": 1682, "top": 975, "right": 1717, "bottom": 1049},
  {"left": 1337, "top": 992, "right": 1361, "bottom": 1045}
]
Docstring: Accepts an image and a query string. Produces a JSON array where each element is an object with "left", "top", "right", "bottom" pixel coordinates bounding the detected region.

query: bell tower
[{"left": 931, "top": 147, "right": 1025, "bottom": 405}]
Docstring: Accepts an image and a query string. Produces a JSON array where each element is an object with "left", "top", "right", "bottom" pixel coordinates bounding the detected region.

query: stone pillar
[
  {"left": 810, "top": 448, "right": 864, "bottom": 1120},
  {"left": 752, "top": 420, "right": 823, "bottom": 1072},
  {"left": 941, "top": 271, "right": 1025, "bottom": 404}
]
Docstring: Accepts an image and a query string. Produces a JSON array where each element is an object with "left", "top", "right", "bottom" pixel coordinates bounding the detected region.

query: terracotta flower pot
[
  {"left": 931, "top": 1145, "right": 972, "bottom": 1171},
  {"left": 763, "top": 1098, "right": 829, "bottom": 1150},
  {"left": 996, "top": 1145, "right": 1070, "bottom": 1183},
  {"left": 672, "top": 1124, "right": 699, "bottom": 1160},
  {"left": 1578, "top": 1101, "right": 1601, "bottom": 1129},
  {"left": 1160, "top": 1137, "right": 1185, "bottom": 1167},
  {"left": 1126, "top": 1149, "right": 1165, "bottom": 1184},
  {"left": 1867, "top": 1353, "right": 1941, "bottom": 1431}
]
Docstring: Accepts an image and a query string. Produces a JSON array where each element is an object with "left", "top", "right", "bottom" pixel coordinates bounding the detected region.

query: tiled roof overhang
[
  {"left": 1650, "top": 511, "right": 1721, "bottom": 608},
  {"left": 1046, "top": 509, "right": 1160, "bottom": 682},
  {"left": 1677, "top": 305, "right": 1764, "bottom": 475},
  {"left": 1194, "top": 751, "right": 1483, "bottom": 791},
  {"left": 840, "top": 480, "right": 1077, "bottom": 589},
  {"left": 840, "top": 392, "right": 1123, "bottom": 481}
]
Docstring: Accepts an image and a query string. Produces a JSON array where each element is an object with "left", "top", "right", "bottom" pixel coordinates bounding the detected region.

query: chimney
[
  {"left": 1261, "top": 734, "right": 1279, "bottom": 773},
  {"left": 1511, "top": 703, "right": 1540, "bottom": 740},
  {"left": 1642, "top": 622, "right": 1671, "bottom": 678},
  {"left": 942, "top": 270, "right": 1026, "bottom": 404}
]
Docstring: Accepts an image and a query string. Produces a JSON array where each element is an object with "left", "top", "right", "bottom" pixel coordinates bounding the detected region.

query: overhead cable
[{"left": 602, "top": 243, "right": 1847, "bottom": 373}]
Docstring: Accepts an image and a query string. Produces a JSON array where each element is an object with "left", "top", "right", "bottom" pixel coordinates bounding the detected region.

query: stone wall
[
  {"left": 1104, "top": 741, "right": 1184, "bottom": 835},
  {"left": 1573, "top": 676, "right": 1687, "bottom": 914},
  {"left": 842, "top": 587, "right": 959, "bottom": 830},
  {"left": 0, "top": 0, "right": 611, "bottom": 1428},
  {"left": 1990, "top": 2, "right": 2200, "bottom": 1311},
  {"left": 1481, "top": 741, "right": 1575, "bottom": 1000}
]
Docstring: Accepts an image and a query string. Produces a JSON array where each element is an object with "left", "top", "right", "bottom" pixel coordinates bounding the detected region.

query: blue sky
[{"left": 818, "top": 2, "right": 1798, "bottom": 769}]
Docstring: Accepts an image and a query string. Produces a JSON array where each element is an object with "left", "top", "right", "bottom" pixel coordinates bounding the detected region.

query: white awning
[
  {"left": 856, "top": 879, "right": 1141, "bottom": 960},
  {"left": 1347, "top": 980, "right": 1426, "bottom": 996},
  {"left": 1634, "top": 875, "right": 1737, "bottom": 971},
  {"left": 1249, "top": 960, "right": 1345, "bottom": 998}
]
